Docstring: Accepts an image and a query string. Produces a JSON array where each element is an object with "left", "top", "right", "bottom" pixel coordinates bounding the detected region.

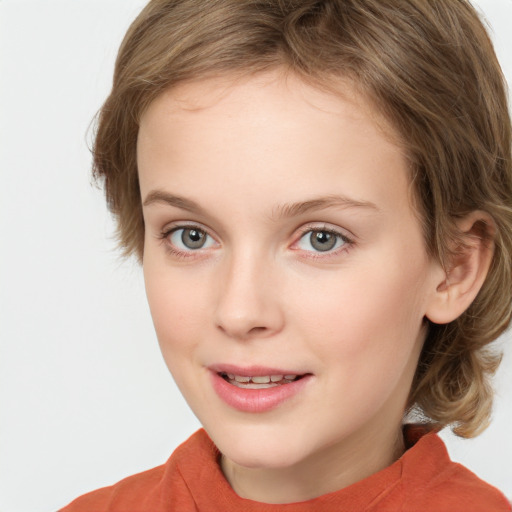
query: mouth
[
  {"left": 218, "top": 372, "right": 305, "bottom": 389},
  {"left": 210, "top": 366, "right": 312, "bottom": 412}
]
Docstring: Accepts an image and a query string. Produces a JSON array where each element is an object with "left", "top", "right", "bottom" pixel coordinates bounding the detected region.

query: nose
[{"left": 213, "top": 251, "right": 285, "bottom": 341}]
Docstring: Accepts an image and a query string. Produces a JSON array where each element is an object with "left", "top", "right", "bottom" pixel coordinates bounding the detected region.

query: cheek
[
  {"left": 143, "top": 259, "right": 210, "bottom": 358},
  {"left": 289, "top": 262, "right": 428, "bottom": 423},
  {"left": 291, "top": 256, "right": 428, "bottom": 365},
  {"left": 144, "top": 266, "right": 213, "bottom": 409}
]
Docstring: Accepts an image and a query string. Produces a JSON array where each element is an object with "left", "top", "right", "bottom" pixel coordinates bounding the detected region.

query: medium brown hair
[{"left": 93, "top": 0, "right": 512, "bottom": 437}]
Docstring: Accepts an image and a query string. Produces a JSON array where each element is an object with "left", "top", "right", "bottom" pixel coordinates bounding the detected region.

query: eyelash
[
  {"left": 158, "top": 224, "right": 217, "bottom": 260},
  {"left": 292, "top": 225, "right": 354, "bottom": 259},
  {"left": 158, "top": 223, "right": 354, "bottom": 260}
]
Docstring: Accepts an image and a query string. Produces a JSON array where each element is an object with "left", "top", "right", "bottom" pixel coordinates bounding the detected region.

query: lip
[
  {"left": 209, "top": 364, "right": 312, "bottom": 413},
  {"left": 209, "top": 363, "right": 307, "bottom": 377}
]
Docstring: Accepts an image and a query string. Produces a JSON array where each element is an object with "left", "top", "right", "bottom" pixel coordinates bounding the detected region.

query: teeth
[
  {"left": 232, "top": 382, "right": 277, "bottom": 389},
  {"left": 251, "top": 376, "right": 271, "bottom": 384},
  {"left": 223, "top": 373, "right": 300, "bottom": 385}
]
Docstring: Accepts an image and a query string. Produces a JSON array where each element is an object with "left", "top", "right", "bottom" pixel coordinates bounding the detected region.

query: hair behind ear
[
  {"left": 410, "top": 211, "right": 511, "bottom": 437},
  {"left": 410, "top": 322, "right": 502, "bottom": 437}
]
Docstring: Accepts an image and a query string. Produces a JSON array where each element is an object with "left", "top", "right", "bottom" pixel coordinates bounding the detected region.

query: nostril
[
  {"left": 215, "top": 320, "right": 274, "bottom": 340},
  {"left": 248, "top": 326, "right": 267, "bottom": 334}
]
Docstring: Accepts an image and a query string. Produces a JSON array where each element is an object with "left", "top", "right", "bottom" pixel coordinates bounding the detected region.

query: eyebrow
[
  {"left": 142, "top": 190, "right": 379, "bottom": 218},
  {"left": 271, "top": 195, "right": 380, "bottom": 220},
  {"left": 143, "top": 190, "right": 207, "bottom": 215}
]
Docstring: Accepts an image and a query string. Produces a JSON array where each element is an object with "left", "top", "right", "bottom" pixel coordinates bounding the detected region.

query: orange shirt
[{"left": 60, "top": 427, "right": 511, "bottom": 511}]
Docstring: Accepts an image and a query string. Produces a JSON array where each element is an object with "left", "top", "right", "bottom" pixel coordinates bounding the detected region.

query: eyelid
[
  {"left": 158, "top": 220, "right": 354, "bottom": 259},
  {"left": 290, "top": 223, "right": 355, "bottom": 256},
  {"left": 294, "top": 222, "right": 354, "bottom": 241},
  {"left": 159, "top": 221, "right": 220, "bottom": 257},
  {"left": 161, "top": 220, "right": 215, "bottom": 238}
]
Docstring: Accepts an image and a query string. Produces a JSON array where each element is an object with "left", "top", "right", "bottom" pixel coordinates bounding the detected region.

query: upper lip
[{"left": 208, "top": 363, "right": 309, "bottom": 377}]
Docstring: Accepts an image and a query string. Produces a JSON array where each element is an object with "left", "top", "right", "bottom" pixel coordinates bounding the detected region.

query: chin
[{"left": 206, "top": 422, "right": 314, "bottom": 470}]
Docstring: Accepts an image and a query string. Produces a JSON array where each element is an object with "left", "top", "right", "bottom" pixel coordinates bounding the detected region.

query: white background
[{"left": 0, "top": 1, "right": 511, "bottom": 511}]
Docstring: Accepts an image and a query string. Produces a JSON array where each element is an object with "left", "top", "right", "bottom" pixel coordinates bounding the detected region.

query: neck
[{"left": 221, "top": 420, "right": 406, "bottom": 504}]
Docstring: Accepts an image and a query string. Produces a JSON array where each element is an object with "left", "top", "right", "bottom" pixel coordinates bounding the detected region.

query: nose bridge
[{"left": 214, "top": 245, "right": 283, "bottom": 340}]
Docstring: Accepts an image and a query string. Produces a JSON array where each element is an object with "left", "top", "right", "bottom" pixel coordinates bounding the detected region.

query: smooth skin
[{"left": 138, "top": 70, "right": 493, "bottom": 504}]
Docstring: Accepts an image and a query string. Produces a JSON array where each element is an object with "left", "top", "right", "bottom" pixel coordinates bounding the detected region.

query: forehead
[
  {"left": 141, "top": 71, "right": 394, "bottom": 140},
  {"left": 137, "top": 70, "right": 414, "bottom": 216}
]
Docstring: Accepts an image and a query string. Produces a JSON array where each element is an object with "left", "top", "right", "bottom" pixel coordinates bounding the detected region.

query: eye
[
  {"left": 168, "top": 227, "right": 216, "bottom": 251},
  {"left": 296, "top": 229, "right": 348, "bottom": 253}
]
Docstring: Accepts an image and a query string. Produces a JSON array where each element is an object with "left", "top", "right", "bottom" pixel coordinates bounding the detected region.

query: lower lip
[{"left": 210, "top": 372, "right": 312, "bottom": 413}]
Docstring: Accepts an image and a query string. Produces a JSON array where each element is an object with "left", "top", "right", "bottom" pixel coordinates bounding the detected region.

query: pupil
[
  {"left": 311, "top": 231, "right": 336, "bottom": 251},
  {"left": 182, "top": 228, "right": 206, "bottom": 249},
  {"left": 188, "top": 230, "right": 201, "bottom": 242}
]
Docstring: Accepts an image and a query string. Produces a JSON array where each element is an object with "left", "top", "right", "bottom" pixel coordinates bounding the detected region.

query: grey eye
[
  {"left": 309, "top": 231, "right": 337, "bottom": 252},
  {"left": 181, "top": 228, "right": 207, "bottom": 249},
  {"left": 296, "top": 229, "right": 347, "bottom": 253},
  {"left": 168, "top": 227, "right": 215, "bottom": 251}
]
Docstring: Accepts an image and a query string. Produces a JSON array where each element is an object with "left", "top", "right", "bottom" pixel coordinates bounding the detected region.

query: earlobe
[{"left": 425, "top": 211, "right": 495, "bottom": 325}]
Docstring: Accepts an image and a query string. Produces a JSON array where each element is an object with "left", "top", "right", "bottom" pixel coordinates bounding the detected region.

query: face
[{"left": 138, "top": 71, "right": 442, "bottom": 498}]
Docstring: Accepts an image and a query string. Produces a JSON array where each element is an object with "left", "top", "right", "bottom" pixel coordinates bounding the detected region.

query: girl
[{"left": 60, "top": 0, "right": 511, "bottom": 509}]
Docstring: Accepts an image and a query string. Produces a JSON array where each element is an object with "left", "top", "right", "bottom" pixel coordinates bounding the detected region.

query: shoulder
[
  {"left": 58, "top": 464, "right": 167, "bottom": 512},
  {"left": 400, "top": 429, "right": 511, "bottom": 512},
  {"left": 59, "top": 429, "right": 212, "bottom": 512}
]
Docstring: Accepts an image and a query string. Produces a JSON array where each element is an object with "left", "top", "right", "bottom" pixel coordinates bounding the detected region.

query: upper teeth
[{"left": 226, "top": 374, "right": 297, "bottom": 383}]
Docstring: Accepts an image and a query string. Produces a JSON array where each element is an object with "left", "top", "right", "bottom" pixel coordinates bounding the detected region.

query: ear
[{"left": 425, "top": 211, "right": 495, "bottom": 325}]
